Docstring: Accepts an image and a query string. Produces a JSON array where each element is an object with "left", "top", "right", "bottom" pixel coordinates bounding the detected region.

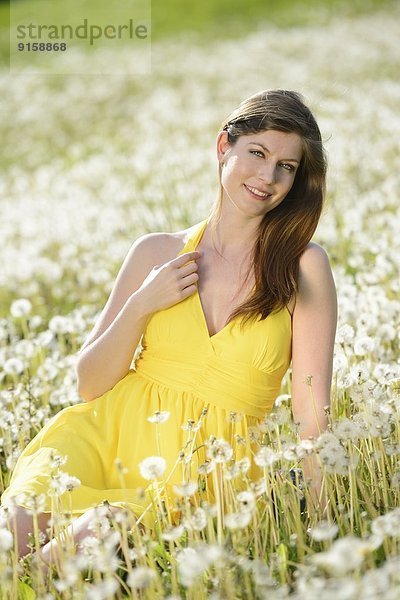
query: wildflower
[
  {"left": 162, "top": 524, "right": 185, "bottom": 541},
  {"left": 332, "top": 418, "right": 363, "bottom": 441},
  {"left": 17, "top": 492, "right": 47, "bottom": 515},
  {"left": 49, "top": 450, "right": 68, "bottom": 469},
  {"left": 200, "top": 502, "right": 218, "bottom": 518},
  {"left": 176, "top": 544, "right": 224, "bottom": 587},
  {"left": 206, "top": 438, "right": 233, "bottom": 463},
  {"left": 333, "top": 351, "right": 348, "bottom": 375},
  {"left": 275, "top": 393, "right": 291, "bottom": 406},
  {"left": 308, "top": 520, "right": 339, "bottom": 541},
  {"left": 15, "top": 339, "right": 35, "bottom": 358},
  {"left": 48, "top": 315, "right": 72, "bottom": 335},
  {"left": 127, "top": 566, "right": 156, "bottom": 590},
  {"left": 234, "top": 433, "right": 246, "bottom": 446},
  {"left": 282, "top": 445, "right": 298, "bottom": 461},
  {"left": 298, "top": 438, "right": 315, "bottom": 454},
  {"left": 247, "top": 426, "right": 260, "bottom": 442},
  {"left": 311, "top": 536, "right": 371, "bottom": 575},
  {"left": 3, "top": 357, "right": 24, "bottom": 376},
  {"left": 228, "top": 411, "right": 244, "bottom": 423},
  {"left": 225, "top": 510, "right": 252, "bottom": 530},
  {"left": 315, "top": 432, "right": 350, "bottom": 474},
  {"left": 181, "top": 419, "right": 196, "bottom": 431},
  {"left": 182, "top": 507, "right": 208, "bottom": 532},
  {"left": 371, "top": 508, "right": 400, "bottom": 537},
  {"left": 250, "top": 478, "right": 267, "bottom": 497},
  {"left": 190, "top": 507, "right": 207, "bottom": 530},
  {"left": 251, "top": 559, "right": 275, "bottom": 587},
  {"left": 173, "top": 480, "right": 198, "bottom": 497},
  {"left": 377, "top": 323, "right": 396, "bottom": 341},
  {"left": 354, "top": 335, "right": 375, "bottom": 356},
  {"left": 139, "top": 456, "right": 167, "bottom": 480},
  {"left": 224, "top": 463, "right": 240, "bottom": 480},
  {"left": 237, "top": 490, "right": 256, "bottom": 513},
  {"left": 10, "top": 298, "right": 32, "bottom": 318},
  {"left": 48, "top": 472, "right": 81, "bottom": 496},
  {"left": 198, "top": 459, "right": 215, "bottom": 475},
  {"left": 0, "top": 528, "right": 13, "bottom": 551},
  {"left": 84, "top": 578, "right": 120, "bottom": 600},
  {"left": 147, "top": 410, "right": 171, "bottom": 423},
  {"left": 114, "top": 458, "right": 129, "bottom": 474},
  {"left": 237, "top": 457, "right": 251, "bottom": 473},
  {"left": 336, "top": 324, "right": 355, "bottom": 344},
  {"left": 254, "top": 446, "right": 279, "bottom": 468}
]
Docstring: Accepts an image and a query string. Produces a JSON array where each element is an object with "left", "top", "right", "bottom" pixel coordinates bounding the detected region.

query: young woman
[{"left": 1, "top": 89, "right": 337, "bottom": 567}]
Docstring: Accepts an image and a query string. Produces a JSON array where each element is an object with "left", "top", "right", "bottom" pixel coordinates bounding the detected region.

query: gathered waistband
[{"left": 133, "top": 350, "right": 282, "bottom": 419}]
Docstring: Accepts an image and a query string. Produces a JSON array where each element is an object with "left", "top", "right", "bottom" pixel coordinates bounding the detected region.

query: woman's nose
[{"left": 258, "top": 160, "right": 276, "bottom": 185}]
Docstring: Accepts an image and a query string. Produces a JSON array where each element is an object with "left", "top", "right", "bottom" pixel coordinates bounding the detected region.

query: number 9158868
[{"left": 18, "top": 42, "right": 67, "bottom": 51}]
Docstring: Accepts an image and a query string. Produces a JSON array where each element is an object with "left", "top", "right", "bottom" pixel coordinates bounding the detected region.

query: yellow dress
[{"left": 1, "top": 218, "right": 292, "bottom": 531}]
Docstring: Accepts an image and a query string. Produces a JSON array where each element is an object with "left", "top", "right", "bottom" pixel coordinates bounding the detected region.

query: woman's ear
[{"left": 216, "top": 130, "right": 231, "bottom": 163}]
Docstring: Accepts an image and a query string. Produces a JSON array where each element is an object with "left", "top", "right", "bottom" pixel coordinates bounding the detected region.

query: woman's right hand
[{"left": 135, "top": 251, "right": 203, "bottom": 315}]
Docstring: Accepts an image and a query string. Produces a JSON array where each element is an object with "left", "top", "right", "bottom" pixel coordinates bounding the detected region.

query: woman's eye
[
  {"left": 280, "top": 163, "right": 295, "bottom": 172},
  {"left": 250, "top": 150, "right": 264, "bottom": 158}
]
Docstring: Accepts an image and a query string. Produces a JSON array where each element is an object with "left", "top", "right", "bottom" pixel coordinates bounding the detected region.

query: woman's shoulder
[
  {"left": 296, "top": 241, "right": 336, "bottom": 300},
  {"left": 299, "top": 241, "right": 332, "bottom": 270},
  {"left": 133, "top": 223, "right": 198, "bottom": 265}
]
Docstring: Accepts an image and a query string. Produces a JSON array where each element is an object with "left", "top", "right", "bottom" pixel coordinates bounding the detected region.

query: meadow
[{"left": 0, "top": 1, "right": 400, "bottom": 598}]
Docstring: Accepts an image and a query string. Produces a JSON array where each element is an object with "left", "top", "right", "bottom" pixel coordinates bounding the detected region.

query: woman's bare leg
[
  {"left": 6, "top": 503, "right": 145, "bottom": 579},
  {"left": 38, "top": 505, "right": 123, "bottom": 576},
  {"left": 5, "top": 505, "right": 51, "bottom": 558},
  {"left": 6, "top": 505, "right": 117, "bottom": 567}
]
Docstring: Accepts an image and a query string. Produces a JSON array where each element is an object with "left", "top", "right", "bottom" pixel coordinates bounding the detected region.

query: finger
[
  {"left": 172, "top": 251, "right": 202, "bottom": 267},
  {"left": 180, "top": 283, "right": 198, "bottom": 298},
  {"left": 178, "top": 261, "right": 198, "bottom": 277},
  {"left": 181, "top": 271, "right": 199, "bottom": 288}
]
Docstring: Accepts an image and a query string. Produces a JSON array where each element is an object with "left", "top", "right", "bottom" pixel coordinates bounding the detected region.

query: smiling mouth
[{"left": 244, "top": 184, "right": 272, "bottom": 200}]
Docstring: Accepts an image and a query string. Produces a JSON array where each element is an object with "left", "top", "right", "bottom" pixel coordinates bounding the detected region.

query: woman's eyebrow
[{"left": 247, "top": 142, "right": 300, "bottom": 164}]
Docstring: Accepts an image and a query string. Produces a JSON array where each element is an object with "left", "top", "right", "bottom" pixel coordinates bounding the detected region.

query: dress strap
[{"left": 177, "top": 219, "right": 208, "bottom": 256}]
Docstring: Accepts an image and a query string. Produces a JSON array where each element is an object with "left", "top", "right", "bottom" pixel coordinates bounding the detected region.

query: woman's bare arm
[
  {"left": 75, "top": 231, "right": 201, "bottom": 403},
  {"left": 290, "top": 242, "right": 338, "bottom": 509}
]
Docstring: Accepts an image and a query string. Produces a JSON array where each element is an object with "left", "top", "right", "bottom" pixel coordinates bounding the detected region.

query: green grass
[{"left": 1, "top": 0, "right": 398, "bottom": 50}]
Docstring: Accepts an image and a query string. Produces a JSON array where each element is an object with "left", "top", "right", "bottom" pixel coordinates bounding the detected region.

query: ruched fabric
[{"left": 1, "top": 219, "right": 292, "bottom": 531}]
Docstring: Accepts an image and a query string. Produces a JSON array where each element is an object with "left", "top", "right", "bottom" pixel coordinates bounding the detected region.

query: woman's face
[{"left": 217, "top": 129, "right": 303, "bottom": 217}]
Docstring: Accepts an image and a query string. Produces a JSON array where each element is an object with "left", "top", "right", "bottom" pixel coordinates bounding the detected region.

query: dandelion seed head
[
  {"left": 198, "top": 459, "right": 215, "bottom": 475},
  {"left": 206, "top": 438, "right": 233, "bottom": 463},
  {"left": 17, "top": 492, "right": 47, "bottom": 515},
  {"left": 225, "top": 510, "right": 252, "bottom": 530},
  {"left": 147, "top": 410, "right": 170, "bottom": 424},
  {"left": 237, "top": 490, "right": 256, "bottom": 513},
  {"left": 237, "top": 456, "right": 251, "bottom": 473},
  {"left": 311, "top": 536, "right": 371, "bottom": 576},
  {"left": 0, "top": 528, "right": 13, "bottom": 552},
  {"left": 127, "top": 566, "right": 156, "bottom": 590},
  {"left": 181, "top": 418, "right": 196, "bottom": 431},
  {"left": 308, "top": 520, "right": 339, "bottom": 541},
  {"left": 139, "top": 456, "right": 167, "bottom": 480},
  {"left": 173, "top": 480, "right": 198, "bottom": 497},
  {"left": 10, "top": 298, "right": 32, "bottom": 318},
  {"left": 224, "top": 463, "right": 240, "bottom": 480},
  {"left": 250, "top": 478, "right": 267, "bottom": 497},
  {"left": 371, "top": 508, "right": 400, "bottom": 538},
  {"left": 161, "top": 524, "right": 185, "bottom": 541},
  {"left": 254, "top": 446, "right": 279, "bottom": 468},
  {"left": 3, "top": 358, "right": 24, "bottom": 376},
  {"left": 84, "top": 578, "right": 119, "bottom": 600}
]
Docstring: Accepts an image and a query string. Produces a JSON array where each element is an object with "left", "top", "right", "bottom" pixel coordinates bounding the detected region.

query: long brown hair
[{"left": 206, "top": 89, "right": 327, "bottom": 329}]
